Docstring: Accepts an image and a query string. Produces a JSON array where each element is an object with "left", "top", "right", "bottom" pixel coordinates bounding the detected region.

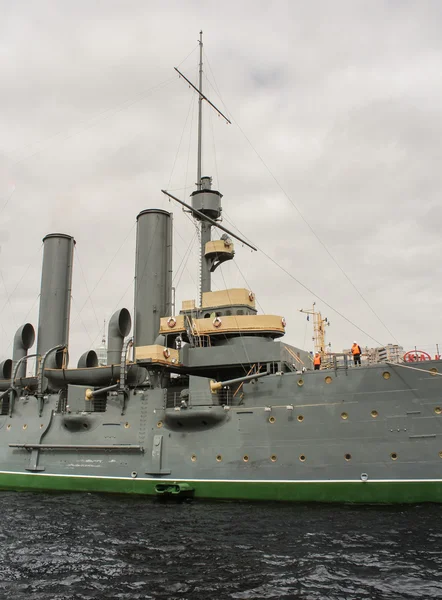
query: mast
[
  {"left": 197, "top": 31, "right": 203, "bottom": 192},
  {"left": 173, "top": 34, "right": 237, "bottom": 305},
  {"left": 196, "top": 31, "right": 211, "bottom": 303}
]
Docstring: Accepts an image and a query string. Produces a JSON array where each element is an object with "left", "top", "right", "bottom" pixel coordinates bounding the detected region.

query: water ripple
[{"left": 0, "top": 493, "right": 440, "bottom": 599}]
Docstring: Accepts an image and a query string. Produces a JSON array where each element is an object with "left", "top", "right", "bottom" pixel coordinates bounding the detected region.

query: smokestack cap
[
  {"left": 137, "top": 209, "right": 171, "bottom": 221},
  {"left": 42, "top": 233, "right": 75, "bottom": 243}
]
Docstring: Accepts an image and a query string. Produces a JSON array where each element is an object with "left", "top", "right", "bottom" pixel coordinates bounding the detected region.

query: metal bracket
[
  {"left": 120, "top": 391, "right": 128, "bottom": 415},
  {"left": 145, "top": 434, "right": 171, "bottom": 476},
  {"left": 23, "top": 409, "right": 54, "bottom": 472},
  {"left": 26, "top": 448, "right": 45, "bottom": 472}
]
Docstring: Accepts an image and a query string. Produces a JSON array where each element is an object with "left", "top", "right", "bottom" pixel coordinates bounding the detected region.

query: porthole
[
  {"left": 297, "top": 415, "right": 304, "bottom": 422},
  {"left": 299, "top": 454, "right": 306, "bottom": 462},
  {"left": 341, "top": 412, "right": 348, "bottom": 420},
  {"left": 82, "top": 423, "right": 88, "bottom": 430},
  {"left": 270, "top": 455, "right": 277, "bottom": 462},
  {"left": 297, "top": 379, "right": 304, "bottom": 387},
  {"left": 435, "top": 407, "right": 441, "bottom": 415},
  {"left": 371, "top": 410, "right": 378, "bottom": 418},
  {"left": 345, "top": 453, "right": 352, "bottom": 461},
  {"left": 124, "top": 422, "right": 130, "bottom": 429},
  {"left": 269, "top": 416, "right": 275, "bottom": 424},
  {"left": 382, "top": 371, "right": 391, "bottom": 380},
  {"left": 391, "top": 452, "right": 398, "bottom": 461},
  {"left": 157, "top": 421, "right": 163, "bottom": 428},
  {"left": 191, "top": 454, "right": 197, "bottom": 462},
  {"left": 6, "top": 424, "right": 11, "bottom": 430},
  {"left": 243, "top": 455, "right": 249, "bottom": 462},
  {"left": 325, "top": 376, "right": 333, "bottom": 384},
  {"left": 216, "top": 455, "right": 222, "bottom": 462},
  {"left": 40, "top": 423, "right": 44, "bottom": 429},
  {"left": 22, "top": 424, "right": 27, "bottom": 430},
  {"left": 439, "top": 451, "right": 442, "bottom": 459},
  {"left": 430, "top": 368, "right": 438, "bottom": 376}
]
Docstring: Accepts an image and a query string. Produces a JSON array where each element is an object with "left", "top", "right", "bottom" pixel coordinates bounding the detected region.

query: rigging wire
[
  {"left": 231, "top": 119, "right": 398, "bottom": 344},
  {"left": 218, "top": 264, "right": 252, "bottom": 374},
  {"left": 164, "top": 72, "right": 201, "bottom": 294},
  {"left": 0, "top": 270, "right": 17, "bottom": 329},
  {"left": 3, "top": 292, "right": 40, "bottom": 357},
  {"left": 206, "top": 94, "right": 265, "bottom": 313},
  {"left": 0, "top": 243, "right": 43, "bottom": 351},
  {"left": 257, "top": 245, "right": 384, "bottom": 347},
  {"left": 6, "top": 76, "right": 177, "bottom": 172},
  {"left": 166, "top": 82, "right": 196, "bottom": 191},
  {"left": 0, "top": 76, "right": 177, "bottom": 218},
  {"left": 202, "top": 50, "right": 397, "bottom": 344},
  {"left": 89, "top": 277, "right": 134, "bottom": 351},
  {"left": 173, "top": 230, "right": 198, "bottom": 290},
  {"left": 70, "top": 222, "right": 136, "bottom": 331},
  {"left": 176, "top": 44, "right": 200, "bottom": 68},
  {"left": 70, "top": 295, "right": 95, "bottom": 347},
  {"left": 74, "top": 247, "right": 102, "bottom": 336}
]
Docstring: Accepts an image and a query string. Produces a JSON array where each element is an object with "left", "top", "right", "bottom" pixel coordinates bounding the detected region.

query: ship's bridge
[
  {"left": 157, "top": 287, "right": 286, "bottom": 343},
  {"left": 135, "top": 287, "right": 287, "bottom": 368}
]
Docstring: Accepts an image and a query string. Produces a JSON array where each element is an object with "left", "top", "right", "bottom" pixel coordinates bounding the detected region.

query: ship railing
[
  {"left": 166, "top": 388, "right": 232, "bottom": 408},
  {"left": 281, "top": 346, "right": 306, "bottom": 372}
]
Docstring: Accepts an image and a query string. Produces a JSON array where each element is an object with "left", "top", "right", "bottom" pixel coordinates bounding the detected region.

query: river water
[{"left": 0, "top": 492, "right": 440, "bottom": 599}]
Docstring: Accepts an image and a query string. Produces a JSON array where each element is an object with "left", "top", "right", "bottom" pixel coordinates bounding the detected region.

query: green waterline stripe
[
  {"left": 0, "top": 472, "right": 441, "bottom": 502},
  {"left": 0, "top": 470, "right": 441, "bottom": 484}
]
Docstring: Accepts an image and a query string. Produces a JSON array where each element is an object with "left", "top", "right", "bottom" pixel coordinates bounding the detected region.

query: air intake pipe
[
  {"left": 12, "top": 323, "right": 36, "bottom": 379},
  {"left": 0, "top": 359, "right": 12, "bottom": 391},
  {"left": 0, "top": 359, "right": 12, "bottom": 380},
  {"left": 107, "top": 308, "right": 131, "bottom": 365},
  {"left": 77, "top": 350, "right": 99, "bottom": 369},
  {"left": 36, "top": 233, "right": 75, "bottom": 370}
]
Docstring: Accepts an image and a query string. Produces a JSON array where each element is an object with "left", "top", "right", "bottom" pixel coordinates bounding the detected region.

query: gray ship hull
[{"left": 1, "top": 360, "right": 441, "bottom": 502}]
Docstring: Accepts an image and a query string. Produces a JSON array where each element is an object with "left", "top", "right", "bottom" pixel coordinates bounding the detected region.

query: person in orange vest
[
  {"left": 351, "top": 341, "right": 362, "bottom": 366},
  {"left": 313, "top": 352, "right": 321, "bottom": 370}
]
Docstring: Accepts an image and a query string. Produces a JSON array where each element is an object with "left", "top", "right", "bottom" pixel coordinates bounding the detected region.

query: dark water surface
[{"left": 0, "top": 493, "right": 440, "bottom": 600}]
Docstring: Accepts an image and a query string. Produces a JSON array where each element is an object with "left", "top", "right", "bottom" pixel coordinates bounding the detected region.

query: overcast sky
[{"left": 1, "top": 0, "right": 442, "bottom": 367}]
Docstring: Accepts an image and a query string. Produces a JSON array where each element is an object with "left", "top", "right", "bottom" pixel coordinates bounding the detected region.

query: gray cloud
[{"left": 1, "top": 0, "right": 442, "bottom": 366}]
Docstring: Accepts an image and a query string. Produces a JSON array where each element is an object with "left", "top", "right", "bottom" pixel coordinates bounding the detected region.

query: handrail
[{"left": 385, "top": 361, "right": 442, "bottom": 376}]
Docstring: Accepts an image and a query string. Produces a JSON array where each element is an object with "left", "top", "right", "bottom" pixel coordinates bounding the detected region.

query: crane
[{"left": 299, "top": 302, "right": 330, "bottom": 361}]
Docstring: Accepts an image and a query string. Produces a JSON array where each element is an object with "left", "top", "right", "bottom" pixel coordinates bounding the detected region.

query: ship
[{"left": 0, "top": 34, "right": 441, "bottom": 503}]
